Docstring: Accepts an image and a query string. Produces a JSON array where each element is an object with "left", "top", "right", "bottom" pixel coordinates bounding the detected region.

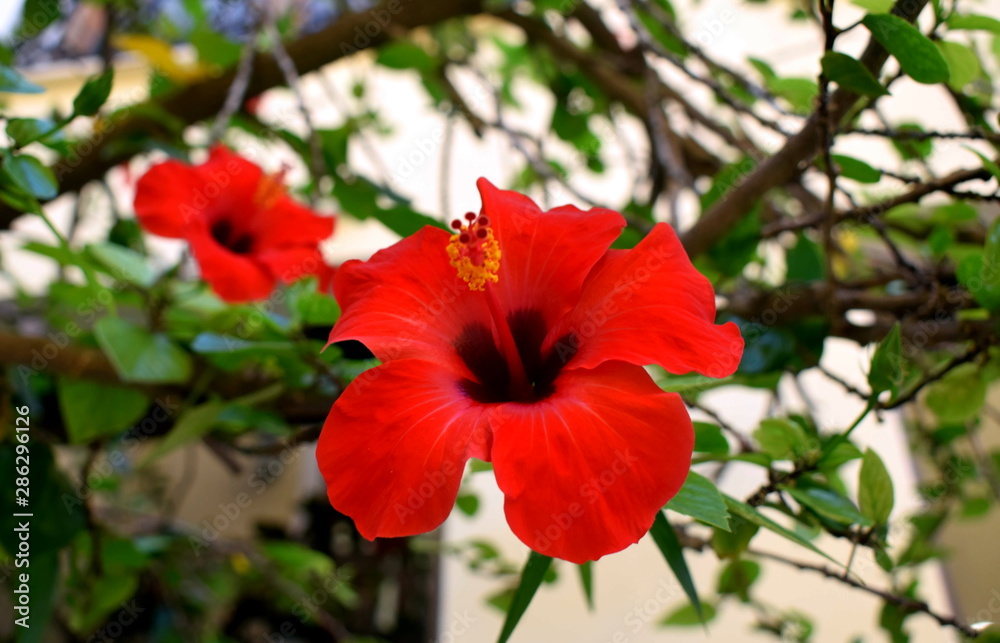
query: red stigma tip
[
  {"left": 477, "top": 216, "right": 490, "bottom": 226},
  {"left": 459, "top": 233, "right": 470, "bottom": 243},
  {"left": 464, "top": 212, "right": 477, "bottom": 221},
  {"left": 476, "top": 228, "right": 488, "bottom": 239},
  {"left": 451, "top": 219, "right": 463, "bottom": 229}
]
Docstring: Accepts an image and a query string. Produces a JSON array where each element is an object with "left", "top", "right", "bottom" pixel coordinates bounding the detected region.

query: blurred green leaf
[
  {"left": 577, "top": 561, "right": 594, "bottom": 611},
  {"left": 787, "top": 487, "right": 871, "bottom": 526},
  {"left": 724, "top": 495, "right": 837, "bottom": 563},
  {"left": 6, "top": 118, "right": 62, "bottom": 148},
  {"left": 2, "top": 153, "right": 58, "bottom": 199},
  {"left": 86, "top": 243, "right": 155, "bottom": 288},
  {"left": 0, "top": 64, "right": 44, "bottom": 93},
  {"left": 925, "top": 363, "right": 986, "bottom": 422},
  {"left": 859, "top": 449, "right": 895, "bottom": 525},
  {"left": 0, "top": 444, "right": 85, "bottom": 555},
  {"left": 497, "top": 551, "right": 552, "bottom": 643},
  {"left": 72, "top": 68, "right": 114, "bottom": 117},
  {"left": 57, "top": 378, "right": 149, "bottom": 444},
  {"left": 947, "top": 13, "right": 1000, "bottom": 34},
  {"left": 650, "top": 511, "right": 705, "bottom": 623},
  {"left": 94, "top": 317, "right": 193, "bottom": 384},
  {"left": 868, "top": 322, "right": 902, "bottom": 397},
  {"left": 661, "top": 601, "right": 717, "bottom": 626},
  {"left": 694, "top": 422, "right": 729, "bottom": 454},
  {"left": 786, "top": 235, "right": 825, "bottom": 281},
  {"left": 832, "top": 154, "right": 882, "bottom": 183},
  {"left": 936, "top": 41, "right": 981, "bottom": 90},
  {"left": 862, "top": 14, "right": 950, "bottom": 85},
  {"left": 821, "top": 52, "right": 887, "bottom": 96},
  {"left": 754, "top": 418, "right": 810, "bottom": 460},
  {"left": 717, "top": 559, "right": 760, "bottom": 602}
]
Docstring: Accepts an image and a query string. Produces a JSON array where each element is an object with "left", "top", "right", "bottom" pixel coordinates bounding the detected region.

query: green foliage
[
  {"left": 496, "top": 551, "right": 553, "bottom": 643},
  {"left": 650, "top": 511, "right": 705, "bottom": 623},
  {"left": 94, "top": 317, "right": 193, "bottom": 384},
  {"left": 667, "top": 471, "right": 731, "bottom": 530},
  {"left": 862, "top": 14, "right": 950, "bottom": 85},
  {"left": 859, "top": 449, "right": 895, "bottom": 525},
  {"left": 821, "top": 52, "right": 887, "bottom": 96}
]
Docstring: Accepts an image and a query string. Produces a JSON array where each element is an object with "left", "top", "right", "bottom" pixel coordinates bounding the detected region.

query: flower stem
[{"left": 483, "top": 283, "right": 534, "bottom": 401}]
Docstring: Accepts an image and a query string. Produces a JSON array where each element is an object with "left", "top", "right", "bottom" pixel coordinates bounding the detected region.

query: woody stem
[{"left": 483, "top": 283, "right": 534, "bottom": 401}]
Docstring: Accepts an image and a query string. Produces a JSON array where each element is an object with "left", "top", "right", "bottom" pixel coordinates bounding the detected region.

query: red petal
[
  {"left": 476, "top": 178, "right": 624, "bottom": 322},
  {"left": 256, "top": 247, "right": 330, "bottom": 284},
  {"left": 329, "top": 226, "right": 489, "bottom": 369},
  {"left": 317, "top": 359, "right": 492, "bottom": 539},
  {"left": 490, "top": 361, "right": 693, "bottom": 563},
  {"left": 133, "top": 158, "right": 205, "bottom": 238},
  {"left": 252, "top": 198, "right": 335, "bottom": 249},
  {"left": 187, "top": 228, "right": 275, "bottom": 302},
  {"left": 554, "top": 223, "right": 743, "bottom": 378}
]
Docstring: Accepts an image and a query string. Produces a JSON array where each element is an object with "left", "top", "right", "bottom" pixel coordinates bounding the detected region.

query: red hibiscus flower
[
  {"left": 134, "top": 146, "right": 335, "bottom": 302},
  {"left": 317, "top": 178, "right": 743, "bottom": 563}
]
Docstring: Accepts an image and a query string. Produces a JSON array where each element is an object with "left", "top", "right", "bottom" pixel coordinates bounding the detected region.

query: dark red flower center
[
  {"left": 211, "top": 219, "right": 254, "bottom": 255},
  {"left": 455, "top": 308, "right": 577, "bottom": 404}
]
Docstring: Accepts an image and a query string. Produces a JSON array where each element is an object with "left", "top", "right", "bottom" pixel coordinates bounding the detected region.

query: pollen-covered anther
[
  {"left": 253, "top": 165, "right": 290, "bottom": 210},
  {"left": 447, "top": 213, "right": 501, "bottom": 291}
]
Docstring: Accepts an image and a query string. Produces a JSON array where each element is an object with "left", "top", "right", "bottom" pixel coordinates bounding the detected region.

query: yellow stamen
[
  {"left": 447, "top": 214, "right": 501, "bottom": 291},
  {"left": 253, "top": 168, "right": 289, "bottom": 210}
]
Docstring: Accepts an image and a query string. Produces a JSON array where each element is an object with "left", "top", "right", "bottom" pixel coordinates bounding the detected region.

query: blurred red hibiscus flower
[
  {"left": 134, "top": 146, "right": 335, "bottom": 302},
  {"left": 317, "top": 178, "right": 743, "bottom": 563}
]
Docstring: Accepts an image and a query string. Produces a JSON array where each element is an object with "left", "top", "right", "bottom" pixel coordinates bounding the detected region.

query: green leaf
[
  {"left": 859, "top": 449, "right": 895, "bottom": 525},
  {"left": 0, "top": 444, "right": 85, "bottom": 556},
  {"left": 821, "top": 52, "right": 887, "bottom": 96},
  {"left": 57, "top": 378, "right": 149, "bottom": 443},
  {"left": 455, "top": 492, "right": 479, "bottom": 516},
  {"left": 724, "top": 495, "right": 838, "bottom": 563},
  {"left": 754, "top": 418, "right": 810, "bottom": 460},
  {"left": 925, "top": 363, "right": 987, "bottom": 422},
  {"left": 2, "top": 153, "right": 58, "bottom": 199},
  {"left": 786, "top": 235, "right": 825, "bottom": 281},
  {"left": 72, "top": 68, "right": 114, "bottom": 116},
  {"left": 862, "top": 14, "right": 950, "bottom": 84},
  {"left": 711, "top": 516, "right": 759, "bottom": 558},
  {"left": 649, "top": 511, "right": 705, "bottom": 623},
  {"left": 376, "top": 41, "right": 436, "bottom": 73},
  {"left": 930, "top": 201, "right": 977, "bottom": 225},
  {"left": 868, "top": 322, "right": 902, "bottom": 397},
  {"left": 832, "top": 154, "right": 882, "bottom": 183},
  {"left": 86, "top": 242, "right": 155, "bottom": 288},
  {"left": 94, "top": 317, "right": 193, "bottom": 384},
  {"left": 768, "top": 77, "right": 818, "bottom": 114},
  {"left": 717, "top": 559, "right": 761, "bottom": 602},
  {"left": 936, "top": 41, "right": 981, "bottom": 90},
  {"left": 5, "top": 118, "right": 61, "bottom": 148},
  {"left": 497, "top": 551, "right": 553, "bottom": 643},
  {"left": 786, "top": 487, "right": 872, "bottom": 526},
  {"left": 958, "top": 250, "right": 1000, "bottom": 311},
  {"left": 661, "top": 601, "right": 717, "bottom": 626},
  {"left": 667, "top": 471, "right": 731, "bottom": 531},
  {"left": 947, "top": 14, "right": 1000, "bottom": 34},
  {"left": 966, "top": 147, "right": 1000, "bottom": 182},
  {"left": 851, "top": 0, "right": 893, "bottom": 12},
  {"left": 694, "top": 421, "right": 729, "bottom": 454},
  {"left": 577, "top": 561, "right": 594, "bottom": 611},
  {"left": 887, "top": 124, "right": 932, "bottom": 162},
  {"left": 0, "top": 64, "right": 44, "bottom": 93},
  {"left": 142, "top": 401, "right": 225, "bottom": 464}
]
